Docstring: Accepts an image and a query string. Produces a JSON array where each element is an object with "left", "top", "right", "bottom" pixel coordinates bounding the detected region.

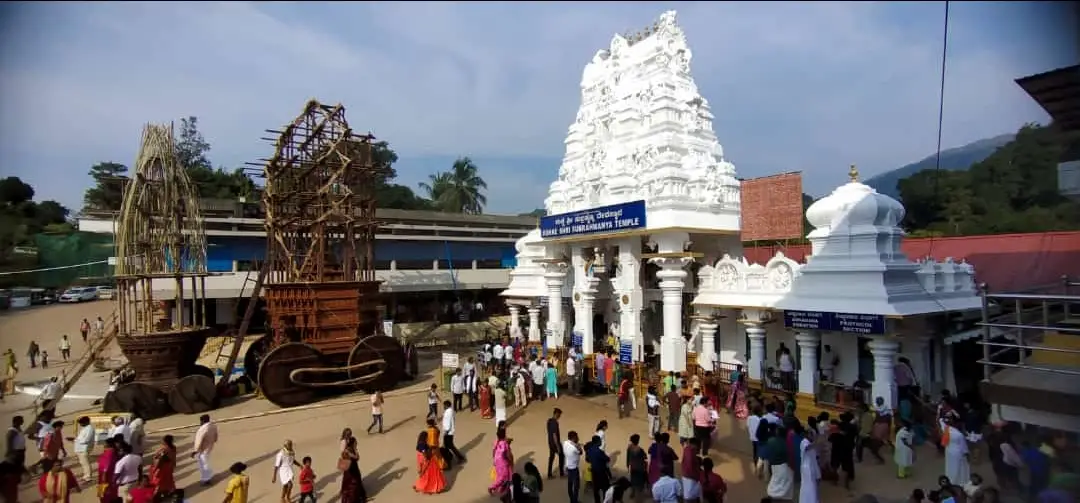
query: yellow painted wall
[{"left": 1029, "top": 331, "right": 1080, "bottom": 367}]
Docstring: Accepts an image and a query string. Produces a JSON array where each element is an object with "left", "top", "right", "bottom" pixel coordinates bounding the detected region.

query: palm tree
[{"left": 418, "top": 157, "right": 488, "bottom": 214}]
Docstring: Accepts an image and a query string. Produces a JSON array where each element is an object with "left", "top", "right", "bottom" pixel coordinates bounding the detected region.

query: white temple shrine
[{"left": 501, "top": 10, "right": 982, "bottom": 413}]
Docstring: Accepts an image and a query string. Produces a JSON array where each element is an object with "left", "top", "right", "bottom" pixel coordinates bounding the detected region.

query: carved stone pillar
[
  {"left": 697, "top": 317, "right": 719, "bottom": 372},
  {"left": 653, "top": 257, "right": 691, "bottom": 372},
  {"left": 576, "top": 277, "right": 601, "bottom": 355},
  {"left": 527, "top": 306, "right": 542, "bottom": 343},
  {"left": 615, "top": 237, "right": 643, "bottom": 361},
  {"left": 741, "top": 309, "right": 770, "bottom": 382},
  {"left": 869, "top": 337, "right": 900, "bottom": 408},
  {"left": 543, "top": 262, "right": 568, "bottom": 348},
  {"left": 508, "top": 305, "right": 521, "bottom": 339},
  {"left": 795, "top": 331, "right": 821, "bottom": 396}
]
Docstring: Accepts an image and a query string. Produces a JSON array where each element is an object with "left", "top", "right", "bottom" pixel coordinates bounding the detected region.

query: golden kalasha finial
[{"left": 848, "top": 164, "right": 860, "bottom": 183}]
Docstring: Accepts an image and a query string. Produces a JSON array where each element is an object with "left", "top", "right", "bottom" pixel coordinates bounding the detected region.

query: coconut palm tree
[{"left": 418, "top": 157, "right": 488, "bottom": 214}]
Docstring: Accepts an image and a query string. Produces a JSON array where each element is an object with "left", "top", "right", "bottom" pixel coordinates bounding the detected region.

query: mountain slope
[{"left": 865, "top": 133, "right": 1015, "bottom": 198}]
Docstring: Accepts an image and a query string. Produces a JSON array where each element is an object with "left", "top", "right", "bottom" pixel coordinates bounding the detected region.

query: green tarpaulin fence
[{"left": 31, "top": 232, "right": 115, "bottom": 288}]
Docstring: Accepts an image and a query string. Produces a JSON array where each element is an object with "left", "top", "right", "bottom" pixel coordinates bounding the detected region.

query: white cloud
[{"left": 0, "top": 1, "right": 1069, "bottom": 212}]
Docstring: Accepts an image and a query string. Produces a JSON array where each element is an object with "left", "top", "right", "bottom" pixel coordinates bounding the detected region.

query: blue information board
[
  {"left": 783, "top": 310, "right": 886, "bottom": 335},
  {"left": 618, "top": 342, "right": 633, "bottom": 364},
  {"left": 570, "top": 332, "right": 583, "bottom": 349},
  {"left": 540, "top": 200, "right": 647, "bottom": 239}
]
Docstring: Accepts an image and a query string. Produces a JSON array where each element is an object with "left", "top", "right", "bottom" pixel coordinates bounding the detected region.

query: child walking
[{"left": 299, "top": 456, "right": 316, "bottom": 503}]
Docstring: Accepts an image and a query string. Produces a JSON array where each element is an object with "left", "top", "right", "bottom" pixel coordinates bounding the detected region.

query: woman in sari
[
  {"left": 97, "top": 437, "right": 119, "bottom": 503},
  {"left": 39, "top": 459, "right": 80, "bottom": 503},
  {"left": 479, "top": 383, "right": 495, "bottom": 419},
  {"left": 545, "top": 362, "right": 558, "bottom": 400},
  {"left": 424, "top": 419, "right": 448, "bottom": 470},
  {"left": 487, "top": 427, "right": 514, "bottom": 496},
  {"left": 726, "top": 365, "right": 749, "bottom": 420},
  {"left": 339, "top": 437, "right": 367, "bottom": 503},
  {"left": 148, "top": 435, "right": 177, "bottom": 498},
  {"left": 414, "top": 432, "right": 447, "bottom": 494},
  {"left": 942, "top": 416, "right": 970, "bottom": 486},
  {"left": 647, "top": 432, "right": 679, "bottom": 486}
]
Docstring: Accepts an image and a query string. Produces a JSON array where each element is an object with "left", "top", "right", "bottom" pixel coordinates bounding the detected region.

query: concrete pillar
[
  {"left": 869, "top": 337, "right": 900, "bottom": 408},
  {"left": 527, "top": 306, "right": 542, "bottom": 343},
  {"left": 796, "top": 331, "right": 821, "bottom": 396},
  {"left": 650, "top": 231, "right": 690, "bottom": 373},
  {"left": 543, "top": 262, "right": 568, "bottom": 348},
  {"left": 904, "top": 335, "right": 932, "bottom": 390},
  {"left": 615, "top": 237, "right": 644, "bottom": 361},
  {"left": 577, "top": 277, "right": 600, "bottom": 355},
  {"left": 698, "top": 318, "right": 719, "bottom": 372},
  {"left": 746, "top": 324, "right": 767, "bottom": 381},
  {"left": 508, "top": 305, "right": 521, "bottom": 339}
]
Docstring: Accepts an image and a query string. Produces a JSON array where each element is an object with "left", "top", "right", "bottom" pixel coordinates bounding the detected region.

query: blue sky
[{"left": 0, "top": 2, "right": 1075, "bottom": 214}]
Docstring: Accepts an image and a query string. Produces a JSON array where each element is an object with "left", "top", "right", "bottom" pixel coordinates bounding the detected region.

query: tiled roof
[{"left": 744, "top": 231, "right": 1080, "bottom": 293}]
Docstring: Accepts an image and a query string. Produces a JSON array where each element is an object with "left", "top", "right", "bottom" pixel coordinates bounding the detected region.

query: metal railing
[{"left": 977, "top": 276, "right": 1080, "bottom": 380}]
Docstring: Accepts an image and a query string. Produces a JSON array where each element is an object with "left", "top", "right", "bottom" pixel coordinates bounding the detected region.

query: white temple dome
[{"left": 805, "top": 165, "right": 906, "bottom": 233}]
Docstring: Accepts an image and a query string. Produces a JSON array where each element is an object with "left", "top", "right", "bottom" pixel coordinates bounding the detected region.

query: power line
[{"left": 0, "top": 260, "right": 110, "bottom": 276}]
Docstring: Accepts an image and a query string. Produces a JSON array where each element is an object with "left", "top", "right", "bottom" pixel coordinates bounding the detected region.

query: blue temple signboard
[
  {"left": 783, "top": 310, "right": 886, "bottom": 335},
  {"left": 570, "top": 331, "right": 584, "bottom": 349},
  {"left": 618, "top": 342, "right": 633, "bottom": 364},
  {"left": 540, "top": 200, "right": 647, "bottom": 239}
]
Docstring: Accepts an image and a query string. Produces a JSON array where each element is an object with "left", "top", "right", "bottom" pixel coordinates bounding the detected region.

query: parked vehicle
[
  {"left": 95, "top": 286, "right": 115, "bottom": 300},
  {"left": 59, "top": 287, "right": 99, "bottom": 303},
  {"left": 30, "top": 288, "right": 57, "bottom": 305}
]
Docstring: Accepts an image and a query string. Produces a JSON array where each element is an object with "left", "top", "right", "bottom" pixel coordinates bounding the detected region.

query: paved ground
[{"left": 4, "top": 303, "right": 997, "bottom": 502}]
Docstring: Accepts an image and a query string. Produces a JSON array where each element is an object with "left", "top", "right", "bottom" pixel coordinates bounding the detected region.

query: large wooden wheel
[
  {"left": 102, "top": 382, "right": 171, "bottom": 419},
  {"left": 258, "top": 342, "right": 324, "bottom": 408},
  {"left": 168, "top": 374, "right": 218, "bottom": 414},
  {"left": 243, "top": 335, "right": 273, "bottom": 384},
  {"left": 348, "top": 335, "right": 405, "bottom": 393}
]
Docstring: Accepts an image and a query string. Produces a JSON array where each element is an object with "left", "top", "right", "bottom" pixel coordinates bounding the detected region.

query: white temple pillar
[
  {"left": 904, "top": 335, "right": 932, "bottom": 392},
  {"left": 868, "top": 337, "right": 900, "bottom": 408},
  {"left": 615, "top": 237, "right": 644, "bottom": 361},
  {"left": 543, "top": 262, "right": 568, "bottom": 348},
  {"left": 577, "top": 277, "right": 601, "bottom": 355},
  {"left": 742, "top": 309, "right": 769, "bottom": 381},
  {"left": 795, "top": 331, "right": 820, "bottom": 396},
  {"left": 650, "top": 232, "right": 690, "bottom": 373},
  {"left": 508, "top": 305, "right": 521, "bottom": 339},
  {"left": 697, "top": 317, "right": 719, "bottom": 372},
  {"left": 527, "top": 306, "right": 542, "bottom": 343}
]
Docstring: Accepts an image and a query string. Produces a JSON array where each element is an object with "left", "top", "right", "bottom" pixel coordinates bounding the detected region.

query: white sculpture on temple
[{"left": 544, "top": 10, "right": 741, "bottom": 220}]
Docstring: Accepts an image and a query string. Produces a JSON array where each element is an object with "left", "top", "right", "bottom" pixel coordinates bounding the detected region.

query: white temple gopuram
[{"left": 501, "top": 10, "right": 982, "bottom": 411}]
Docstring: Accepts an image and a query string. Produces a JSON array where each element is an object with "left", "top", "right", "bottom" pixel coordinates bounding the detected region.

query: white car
[
  {"left": 95, "top": 286, "right": 115, "bottom": 300},
  {"left": 58, "top": 287, "right": 99, "bottom": 303}
]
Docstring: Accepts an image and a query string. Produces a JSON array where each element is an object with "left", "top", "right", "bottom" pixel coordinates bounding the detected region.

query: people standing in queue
[
  {"left": 547, "top": 408, "right": 565, "bottom": 479},
  {"left": 193, "top": 414, "right": 218, "bottom": 486}
]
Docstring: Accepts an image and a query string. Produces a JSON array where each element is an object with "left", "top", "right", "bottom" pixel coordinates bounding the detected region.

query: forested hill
[{"left": 865, "top": 133, "right": 1015, "bottom": 198}]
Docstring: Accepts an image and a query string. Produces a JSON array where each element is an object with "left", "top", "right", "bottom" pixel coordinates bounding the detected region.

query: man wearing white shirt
[
  {"left": 763, "top": 404, "right": 783, "bottom": 426},
  {"left": 450, "top": 368, "right": 465, "bottom": 411},
  {"left": 565, "top": 355, "right": 578, "bottom": 395},
  {"left": 107, "top": 416, "right": 131, "bottom": 444},
  {"left": 492, "top": 342, "right": 505, "bottom": 373},
  {"left": 192, "top": 414, "right": 218, "bottom": 485},
  {"left": 114, "top": 441, "right": 142, "bottom": 499},
  {"left": 72, "top": 415, "right": 96, "bottom": 482},
  {"left": 820, "top": 344, "right": 839, "bottom": 382},
  {"left": 463, "top": 358, "right": 478, "bottom": 410},
  {"left": 747, "top": 407, "right": 763, "bottom": 476},
  {"left": 441, "top": 400, "right": 466, "bottom": 465},
  {"left": 40, "top": 377, "right": 62, "bottom": 412},
  {"left": 778, "top": 348, "right": 795, "bottom": 391},
  {"left": 530, "top": 359, "right": 546, "bottom": 401},
  {"left": 563, "top": 432, "right": 584, "bottom": 503}
]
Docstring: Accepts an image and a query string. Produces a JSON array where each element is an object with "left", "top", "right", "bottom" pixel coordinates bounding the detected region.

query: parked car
[
  {"left": 59, "top": 287, "right": 99, "bottom": 303},
  {"left": 95, "top": 286, "right": 115, "bottom": 300}
]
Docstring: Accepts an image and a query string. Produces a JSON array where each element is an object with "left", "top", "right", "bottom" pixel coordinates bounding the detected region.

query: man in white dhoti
[
  {"left": 763, "top": 426, "right": 794, "bottom": 500},
  {"left": 799, "top": 429, "right": 821, "bottom": 503},
  {"left": 942, "top": 416, "right": 970, "bottom": 487},
  {"left": 192, "top": 414, "right": 218, "bottom": 485},
  {"left": 493, "top": 386, "right": 508, "bottom": 425}
]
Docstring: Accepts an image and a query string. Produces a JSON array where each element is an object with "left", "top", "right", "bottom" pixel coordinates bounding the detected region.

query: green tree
[
  {"left": 83, "top": 162, "right": 129, "bottom": 212},
  {"left": 519, "top": 208, "right": 546, "bottom": 217},
  {"left": 174, "top": 116, "right": 256, "bottom": 199},
  {"left": 0, "top": 176, "right": 34, "bottom": 207},
  {"left": 419, "top": 157, "right": 488, "bottom": 214},
  {"left": 897, "top": 122, "right": 1080, "bottom": 236}
]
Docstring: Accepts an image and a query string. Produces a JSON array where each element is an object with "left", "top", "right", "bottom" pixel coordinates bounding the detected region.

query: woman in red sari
[
  {"left": 725, "top": 365, "right": 749, "bottom": 420},
  {"left": 149, "top": 435, "right": 177, "bottom": 497},
  {"left": 479, "top": 382, "right": 495, "bottom": 419},
  {"left": 39, "top": 459, "right": 80, "bottom": 503},
  {"left": 424, "top": 419, "right": 448, "bottom": 470},
  {"left": 413, "top": 432, "right": 447, "bottom": 494},
  {"left": 96, "top": 437, "right": 119, "bottom": 503}
]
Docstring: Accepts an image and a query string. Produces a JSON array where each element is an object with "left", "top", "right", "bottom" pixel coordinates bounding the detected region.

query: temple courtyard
[{"left": 5, "top": 304, "right": 988, "bottom": 503}]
